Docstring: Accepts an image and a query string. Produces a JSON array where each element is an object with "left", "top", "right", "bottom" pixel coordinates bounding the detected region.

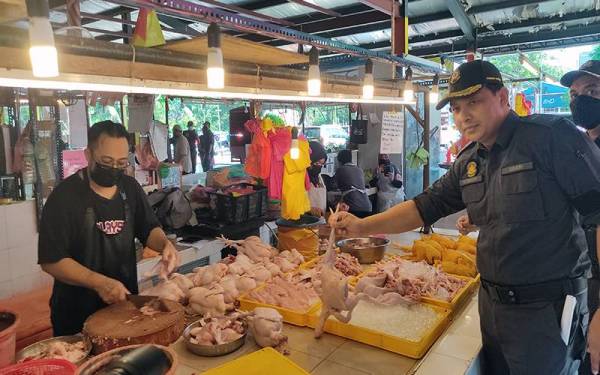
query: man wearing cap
[
  {"left": 561, "top": 60, "right": 600, "bottom": 375},
  {"left": 330, "top": 59, "right": 600, "bottom": 374}
]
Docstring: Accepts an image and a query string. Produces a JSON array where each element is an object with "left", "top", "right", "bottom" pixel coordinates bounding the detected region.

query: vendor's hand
[
  {"left": 456, "top": 215, "right": 477, "bottom": 235},
  {"left": 94, "top": 276, "right": 130, "bottom": 304},
  {"left": 589, "top": 311, "right": 600, "bottom": 374},
  {"left": 328, "top": 211, "right": 363, "bottom": 236},
  {"left": 160, "top": 240, "right": 180, "bottom": 280},
  {"left": 310, "top": 207, "right": 324, "bottom": 217}
]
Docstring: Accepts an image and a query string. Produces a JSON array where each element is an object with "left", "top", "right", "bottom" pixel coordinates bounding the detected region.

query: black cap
[
  {"left": 560, "top": 60, "right": 600, "bottom": 87},
  {"left": 436, "top": 60, "right": 504, "bottom": 110}
]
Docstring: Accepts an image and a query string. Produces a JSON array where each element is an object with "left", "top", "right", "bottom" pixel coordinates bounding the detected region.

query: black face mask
[
  {"left": 571, "top": 95, "right": 600, "bottom": 130},
  {"left": 90, "top": 163, "right": 124, "bottom": 187}
]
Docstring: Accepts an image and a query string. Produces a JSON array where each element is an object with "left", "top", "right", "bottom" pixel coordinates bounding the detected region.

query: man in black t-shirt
[{"left": 38, "top": 120, "right": 179, "bottom": 336}]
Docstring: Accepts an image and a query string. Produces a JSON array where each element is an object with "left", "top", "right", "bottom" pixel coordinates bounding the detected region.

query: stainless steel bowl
[
  {"left": 183, "top": 319, "right": 246, "bottom": 357},
  {"left": 336, "top": 237, "right": 390, "bottom": 264},
  {"left": 15, "top": 334, "right": 92, "bottom": 366}
]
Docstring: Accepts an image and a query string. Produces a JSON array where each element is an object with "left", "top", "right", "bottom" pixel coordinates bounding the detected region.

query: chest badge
[{"left": 466, "top": 161, "right": 478, "bottom": 178}]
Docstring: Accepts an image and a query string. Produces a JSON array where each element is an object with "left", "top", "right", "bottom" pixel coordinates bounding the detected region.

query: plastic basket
[
  {"left": 0, "top": 359, "right": 77, "bottom": 375},
  {"left": 203, "top": 347, "right": 309, "bottom": 375},
  {"left": 208, "top": 184, "right": 268, "bottom": 224}
]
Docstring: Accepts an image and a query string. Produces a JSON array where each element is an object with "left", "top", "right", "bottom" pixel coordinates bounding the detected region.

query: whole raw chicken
[
  {"left": 219, "top": 236, "right": 276, "bottom": 263},
  {"left": 192, "top": 263, "right": 228, "bottom": 287},
  {"left": 141, "top": 280, "right": 186, "bottom": 303},
  {"left": 313, "top": 226, "right": 368, "bottom": 338},
  {"left": 169, "top": 273, "right": 194, "bottom": 296},
  {"left": 188, "top": 285, "right": 234, "bottom": 316},
  {"left": 247, "top": 307, "right": 288, "bottom": 353}
]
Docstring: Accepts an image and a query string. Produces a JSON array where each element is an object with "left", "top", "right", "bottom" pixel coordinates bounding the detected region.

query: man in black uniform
[
  {"left": 331, "top": 60, "right": 600, "bottom": 374},
  {"left": 183, "top": 120, "right": 199, "bottom": 173},
  {"left": 561, "top": 60, "right": 600, "bottom": 374},
  {"left": 38, "top": 120, "right": 179, "bottom": 336}
]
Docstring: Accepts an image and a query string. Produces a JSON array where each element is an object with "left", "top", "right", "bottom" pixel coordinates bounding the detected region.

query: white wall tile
[
  {"left": 0, "top": 206, "right": 7, "bottom": 252},
  {"left": 9, "top": 244, "right": 39, "bottom": 280},
  {"left": 0, "top": 249, "right": 11, "bottom": 283},
  {"left": 0, "top": 280, "right": 12, "bottom": 300},
  {"left": 11, "top": 273, "right": 42, "bottom": 295},
  {"left": 6, "top": 201, "right": 38, "bottom": 249}
]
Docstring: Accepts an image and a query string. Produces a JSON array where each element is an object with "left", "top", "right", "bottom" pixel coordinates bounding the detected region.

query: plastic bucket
[{"left": 0, "top": 311, "right": 19, "bottom": 367}]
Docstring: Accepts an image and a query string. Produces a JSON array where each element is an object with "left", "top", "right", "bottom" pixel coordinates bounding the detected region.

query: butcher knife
[{"left": 126, "top": 295, "right": 170, "bottom": 312}]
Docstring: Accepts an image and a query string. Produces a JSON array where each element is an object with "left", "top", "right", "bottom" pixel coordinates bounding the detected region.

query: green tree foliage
[
  {"left": 306, "top": 105, "right": 350, "bottom": 126},
  {"left": 489, "top": 52, "right": 567, "bottom": 80},
  {"left": 88, "top": 102, "right": 123, "bottom": 125}
]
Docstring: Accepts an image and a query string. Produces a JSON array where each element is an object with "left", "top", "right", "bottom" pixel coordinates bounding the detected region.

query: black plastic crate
[{"left": 208, "top": 184, "right": 268, "bottom": 224}]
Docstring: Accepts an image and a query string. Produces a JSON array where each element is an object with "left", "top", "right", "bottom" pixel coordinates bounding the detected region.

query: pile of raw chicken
[
  {"left": 141, "top": 236, "right": 306, "bottom": 316},
  {"left": 21, "top": 340, "right": 87, "bottom": 363},
  {"left": 246, "top": 252, "right": 362, "bottom": 312},
  {"left": 355, "top": 256, "right": 467, "bottom": 304}
]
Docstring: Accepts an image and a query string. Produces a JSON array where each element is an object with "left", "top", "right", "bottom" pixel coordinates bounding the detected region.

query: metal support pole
[
  {"left": 122, "top": 10, "right": 132, "bottom": 44},
  {"left": 392, "top": 0, "right": 408, "bottom": 56},
  {"left": 66, "top": 0, "right": 82, "bottom": 37},
  {"left": 423, "top": 91, "right": 430, "bottom": 191}
]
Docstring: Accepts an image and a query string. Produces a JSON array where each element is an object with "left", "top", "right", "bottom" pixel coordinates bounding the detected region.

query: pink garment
[{"left": 267, "top": 128, "right": 291, "bottom": 200}]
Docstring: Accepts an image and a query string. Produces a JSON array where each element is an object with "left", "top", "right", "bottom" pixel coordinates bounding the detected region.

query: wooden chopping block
[{"left": 82, "top": 299, "right": 185, "bottom": 354}]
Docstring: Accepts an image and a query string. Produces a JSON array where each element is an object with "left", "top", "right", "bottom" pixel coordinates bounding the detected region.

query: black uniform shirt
[{"left": 414, "top": 111, "right": 600, "bottom": 286}]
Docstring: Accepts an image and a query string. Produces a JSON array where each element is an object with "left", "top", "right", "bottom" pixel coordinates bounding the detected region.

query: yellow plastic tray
[
  {"left": 306, "top": 302, "right": 451, "bottom": 359},
  {"left": 203, "top": 347, "right": 309, "bottom": 375},
  {"left": 237, "top": 279, "right": 321, "bottom": 327}
]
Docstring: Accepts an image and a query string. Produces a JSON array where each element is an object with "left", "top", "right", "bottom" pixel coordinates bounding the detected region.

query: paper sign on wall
[{"left": 380, "top": 111, "right": 404, "bottom": 154}]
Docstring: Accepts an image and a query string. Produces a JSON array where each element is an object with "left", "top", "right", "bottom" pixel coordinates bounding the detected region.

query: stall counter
[{"left": 169, "top": 230, "right": 482, "bottom": 375}]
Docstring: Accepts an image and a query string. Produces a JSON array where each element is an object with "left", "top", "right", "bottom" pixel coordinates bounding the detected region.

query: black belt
[{"left": 481, "top": 277, "right": 587, "bottom": 305}]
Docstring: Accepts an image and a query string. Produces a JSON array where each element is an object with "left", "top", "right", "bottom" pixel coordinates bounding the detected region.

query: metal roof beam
[
  {"left": 239, "top": 0, "right": 288, "bottom": 11},
  {"left": 287, "top": 0, "right": 342, "bottom": 17},
  {"left": 466, "top": 0, "right": 554, "bottom": 15},
  {"left": 411, "top": 21, "right": 600, "bottom": 56},
  {"left": 446, "top": 0, "right": 475, "bottom": 41},
  {"left": 476, "top": 8, "right": 600, "bottom": 33},
  {"left": 358, "top": 0, "right": 392, "bottom": 15}
]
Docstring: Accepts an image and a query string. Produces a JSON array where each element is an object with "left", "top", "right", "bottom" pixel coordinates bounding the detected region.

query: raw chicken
[
  {"left": 141, "top": 280, "right": 186, "bottom": 303},
  {"left": 235, "top": 276, "right": 257, "bottom": 293},
  {"left": 313, "top": 224, "right": 369, "bottom": 338},
  {"left": 247, "top": 265, "right": 271, "bottom": 283},
  {"left": 247, "top": 307, "right": 288, "bottom": 354},
  {"left": 192, "top": 263, "right": 228, "bottom": 286},
  {"left": 25, "top": 341, "right": 87, "bottom": 363},
  {"left": 247, "top": 276, "right": 318, "bottom": 311},
  {"left": 263, "top": 262, "right": 282, "bottom": 277},
  {"left": 188, "top": 314, "right": 246, "bottom": 346},
  {"left": 189, "top": 285, "right": 234, "bottom": 316},
  {"left": 219, "top": 236, "right": 275, "bottom": 263},
  {"left": 219, "top": 275, "right": 240, "bottom": 304},
  {"left": 170, "top": 273, "right": 194, "bottom": 296},
  {"left": 273, "top": 257, "right": 296, "bottom": 273}
]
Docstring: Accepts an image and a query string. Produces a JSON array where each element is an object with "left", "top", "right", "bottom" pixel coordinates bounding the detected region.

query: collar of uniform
[{"left": 494, "top": 111, "right": 520, "bottom": 149}]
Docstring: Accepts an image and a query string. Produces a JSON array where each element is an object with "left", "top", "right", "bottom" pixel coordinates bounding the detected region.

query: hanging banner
[{"left": 380, "top": 111, "right": 404, "bottom": 154}]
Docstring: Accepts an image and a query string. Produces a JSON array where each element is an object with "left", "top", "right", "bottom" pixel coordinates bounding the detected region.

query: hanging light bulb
[
  {"left": 403, "top": 67, "right": 414, "bottom": 102},
  {"left": 207, "top": 23, "right": 224, "bottom": 89},
  {"left": 362, "top": 59, "right": 374, "bottom": 99},
  {"left": 307, "top": 46, "right": 321, "bottom": 96},
  {"left": 430, "top": 74, "right": 440, "bottom": 104},
  {"left": 290, "top": 127, "right": 300, "bottom": 160},
  {"left": 27, "top": 0, "right": 59, "bottom": 78}
]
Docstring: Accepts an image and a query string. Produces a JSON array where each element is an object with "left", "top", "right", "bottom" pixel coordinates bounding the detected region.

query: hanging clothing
[
  {"left": 244, "top": 120, "right": 271, "bottom": 180},
  {"left": 281, "top": 139, "right": 311, "bottom": 220},
  {"left": 267, "top": 128, "right": 291, "bottom": 200}
]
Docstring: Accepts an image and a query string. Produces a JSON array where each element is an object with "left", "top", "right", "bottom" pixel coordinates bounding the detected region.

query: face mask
[
  {"left": 379, "top": 159, "right": 391, "bottom": 166},
  {"left": 571, "top": 95, "right": 600, "bottom": 130},
  {"left": 90, "top": 163, "right": 124, "bottom": 187}
]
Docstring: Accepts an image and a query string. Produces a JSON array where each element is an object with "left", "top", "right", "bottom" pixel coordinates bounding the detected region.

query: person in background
[
  {"left": 307, "top": 141, "right": 328, "bottom": 216},
  {"left": 172, "top": 125, "right": 192, "bottom": 174},
  {"left": 199, "top": 121, "right": 215, "bottom": 172},
  {"left": 38, "top": 120, "right": 178, "bottom": 335},
  {"left": 335, "top": 149, "right": 372, "bottom": 218},
  {"left": 373, "top": 153, "right": 405, "bottom": 212},
  {"left": 183, "top": 121, "right": 199, "bottom": 173},
  {"left": 330, "top": 60, "right": 600, "bottom": 374},
  {"left": 561, "top": 59, "right": 600, "bottom": 375}
]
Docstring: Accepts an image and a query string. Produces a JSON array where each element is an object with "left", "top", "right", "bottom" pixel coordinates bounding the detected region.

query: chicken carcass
[
  {"left": 273, "top": 257, "right": 296, "bottom": 273},
  {"left": 188, "top": 285, "right": 233, "bottom": 317},
  {"left": 169, "top": 273, "right": 194, "bottom": 296},
  {"left": 219, "top": 275, "right": 240, "bottom": 304},
  {"left": 188, "top": 314, "right": 246, "bottom": 346},
  {"left": 247, "top": 265, "right": 271, "bottom": 283},
  {"left": 141, "top": 280, "right": 187, "bottom": 303},
  {"left": 247, "top": 275, "right": 318, "bottom": 312},
  {"left": 192, "top": 263, "right": 228, "bottom": 287},
  {"left": 263, "top": 262, "right": 282, "bottom": 277},
  {"left": 247, "top": 307, "right": 288, "bottom": 354},
  {"left": 313, "top": 225, "right": 368, "bottom": 338},
  {"left": 235, "top": 276, "right": 257, "bottom": 293},
  {"left": 219, "top": 236, "right": 274, "bottom": 263},
  {"left": 277, "top": 249, "right": 304, "bottom": 267}
]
